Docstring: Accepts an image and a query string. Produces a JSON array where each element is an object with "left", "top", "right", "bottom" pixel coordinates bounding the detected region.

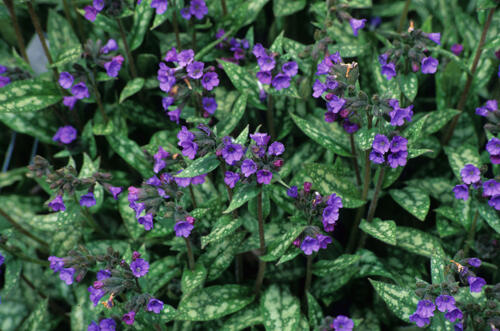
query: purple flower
[
  {"left": 252, "top": 43, "right": 267, "bottom": 59},
  {"left": 99, "top": 318, "right": 116, "bottom": 331},
  {"left": 426, "top": 32, "right": 441, "bottom": 45},
  {"left": 453, "top": 184, "right": 469, "bottom": 200},
  {"left": 162, "top": 96, "right": 175, "bottom": 110},
  {"left": 80, "top": 192, "right": 96, "bottom": 207},
  {"left": 282, "top": 61, "right": 298, "bottom": 77},
  {"left": 93, "top": 0, "right": 104, "bottom": 11},
  {"left": 164, "top": 47, "right": 178, "bottom": 62},
  {"left": 88, "top": 286, "right": 106, "bottom": 306},
  {"left": 312, "top": 79, "right": 326, "bottom": 98},
  {"left": 201, "top": 72, "right": 219, "bottom": 90},
  {"left": 317, "top": 234, "right": 332, "bottom": 249},
  {"left": 421, "top": 57, "right": 439, "bottom": 74},
  {"left": 486, "top": 137, "right": 500, "bottom": 157},
  {"left": 187, "top": 61, "right": 204, "bottom": 79},
  {"left": 489, "top": 195, "right": 500, "bottom": 210},
  {"left": 97, "top": 269, "right": 111, "bottom": 280},
  {"left": 250, "top": 133, "right": 271, "bottom": 146},
  {"left": 257, "top": 56, "right": 276, "bottom": 71},
  {"left": 63, "top": 96, "right": 78, "bottom": 110},
  {"left": 256, "top": 169, "right": 273, "bottom": 184},
  {"left": 222, "top": 141, "right": 244, "bottom": 165},
  {"left": 180, "top": 7, "right": 191, "bottom": 20},
  {"left": 180, "top": 140, "right": 198, "bottom": 160},
  {"left": 460, "top": 164, "right": 480, "bottom": 184},
  {"left": 468, "top": 257, "right": 481, "bottom": 268},
  {"left": 331, "top": 315, "right": 354, "bottom": 331},
  {"left": 59, "top": 72, "right": 74, "bottom": 89},
  {"left": 322, "top": 206, "right": 339, "bottom": 231},
  {"left": 122, "top": 311, "right": 136, "bottom": 325},
  {"left": 168, "top": 108, "right": 181, "bottom": 123},
  {"left": 147, "top": 298, "right": 164, "bottom": 314},
  {"left": 71, "top": 82, "right": 90, "bottom": 99},
  {"left": 53, "top": 125, "right": 77, "bottom": 144},
  {"left": 0, "top": 253, "right": 4, "bottom": 267},
  {"left": 327, "top": 193, "right": 343, "bottom": 209},
  {"left": 389, "top": 105, "right": 413, "bottom": 126},
  {"left": 268, "top": 141, "right": 285, "bottom": 156},
  {"left": 287, "top": 186, "right": 298, "bottom": 198},
  {"left": 271, "top": 73, "right": 291, "bottom": 90},
  {"left": 241, "top": 159, "right": 257, "bottom": 177},
  {"left": 202, "top": 97, "right": 217, "bottom": 114},
  {"left": 409, "top": 313, "right": 430, "bottom": 328},
  {"left": 48, "top": 256, "right": 65, "bottom": 272},
  {"left": 138, "top": 213, "right": 154, "bottom": 231},
  {"left": 372, "top": 134, "right": 390, "bottom": 154},
  {"left": 88, "top": 321, "right": 99, "bottom": 331},
  {"left": 256, "top": 71, "right": 272, "bottom": 85},
  {"left": 48, "top": 195, "right": 66, "bottom": 212},
  {"left": 454, "top": 322, "right": 463, "bottom": 331},
  {"left": 104, "top": 55, "right": 124, "bottom": 77},
  {"left": 467, "top": 276, "right": 486, "bottom": 292},
  {"left": 151, "top": 0, "right": 168, "bottom": 14},
  {"left": 0, "top": 76, "right": 10, "bottom": 88},
  {"left": 387, "top": 151, "right": 408, "bottom": 168},
  {"left": 369, "top": 150, "right": 385, "bottom": 164},
  {"left": 174, "top": 221, "right": 194, "bottom": 237},
  {"left": 189, "top": 0, "right": 208, "bottom": 19},
  {"left": 154, "top": 147, "right": 169, "bottom": 173},
  {"left": 349, "top": 18, "right": 367, "bottom": 36},
  {"left": 416, "top": 299, "right": 435, "bottom": 318},
  {"left": 130, "top": 258, "right": 149, "bottom": 277},
  {"left": 343, "top": 120, "right": 359, "bottom": 134},
  {"left": 101, "top": 39, "right": 118, "bottom": 54},
  {"left": 300, "top": 236, "right": 320, "bottom": 255},
  {"left": 177, "top": 49, "right": 195, "bottom": 67},
  {"left": 389, "top": 136, "right": 408, "bottom": 153},
  {"left": 381, "top": 62, "right": 397, "bottom": 80},
  {"left": 483, "top": 180, "right": 500, "bottom": 197},
  {"left": 190, "top": 174, "right": 206, "bottom": 185},
  {"left": 327, "top": 95, "right": 346, "bottom": 113},
  {"left": 445, "top": 308, "right": 463, "bottom": 323},
  {"left": 84, "top": 6, "right": 98, "bottom": 21},
  {"left": 59, "top": 268, "right": 75, "bottom": 285},
  {"left": 435, "top": 295, "right": 456, "bottom": 312},
  {"left": 224, "top": 171, "right": 240, "bottom": 188},
  {"left": 451, "top": 44, "right": 463, "bottom": 56}
]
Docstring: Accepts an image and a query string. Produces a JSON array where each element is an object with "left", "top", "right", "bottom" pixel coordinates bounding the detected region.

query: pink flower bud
[{"left": 304, "top": 182, "right": 312, "bottom": 192}]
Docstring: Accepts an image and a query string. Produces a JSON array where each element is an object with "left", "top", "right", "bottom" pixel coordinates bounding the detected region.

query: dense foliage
[{"left": 0, "top": 0, "right": 500, "bottom": 330}]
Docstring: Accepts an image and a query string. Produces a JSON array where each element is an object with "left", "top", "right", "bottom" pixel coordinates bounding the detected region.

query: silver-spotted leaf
[
  {"left": 360, "top": 218, "right": 396, "bottom": 245},
  {"left": 369, "top": 279, "right": 418, "bottom": 322},
  {"left": 260, "top": 285, "right": 301, "bottom": 331},
  {"left": 176, "top": 154, "right": 220, "bottom": 178},
  {"left": 119, "top": 77, "right": 145, "bottom": 103},
  {"left": 389, "top": 187, "right": 430, "bottom": 221}
]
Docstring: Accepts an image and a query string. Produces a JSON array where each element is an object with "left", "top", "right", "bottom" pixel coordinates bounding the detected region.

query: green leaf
[
  {"left": 360, "top": 218, "right": 397, "bottom": 245},
  {"left": 290, "top": 113, "right": 351, "bottom": 157},
  {"left": 261, "top": 225, "right": 306, "bottom": 262},
  {"left": 201, "top": 215, "right": 243, "bottom": 248},
  {"left": 221, "top": 304, "right": 263, "bottom": 331},
  {"left": 477, "top": 0, "right": 497, "bottom": 10},
  {"left": 372, "top": 55, "right": 400, "bottom": 99},
  {"left": 273, "top": 0, "right": 306, "bottom": 17},
  {"left": 355, "top": 127, "right": 377, "bottom": 150},
  {"left": 47, "top": 10, "right": 79, "bottom": 59},
  {"left": 147, "top": 257, "right": 181, "bottom": 294},
  {"left": 338, "top": 0, "right": 372, "bottom": 8},
  {"left": 176, "top": 154, "right": 220, "bottom": 178},
  {"left": 106, "top": 133, "right": 153, "bottom": 178},
  {"left": 1, "top": 259, "right": 21, "bottom": 298},
  {"left": 78, "top": 154, "right": 104, "bottom": 211},
  {"left": 229, "top": 0, "right": 271, "bottom": 28},
  {"left": 218, "top": 60, "right": 262, "bottom": 108},
  {"left": 50, "top": 45, "right": 82, "bottom": 68},
  {"left": 431, "top": 256, "right": 446, "bottom": 285},
  {"left": 389, "top": 187, "right": 430, "bottom": 221},
  {"left": 395, "top": 226, "right": 445, "bottom": 258},
  {"left": 260, "top": 285, "right": 301, "bottom": 331},
  {"left": 306, "top": 292, "right": 323, "bottom": 330},
  {"left": 398, "top": 73, "right": 418, "bottom": 102},
  {"left": 444, "top": 145, "right": 481, "bottom": 181},
  {"left": 403, "top": 114, "right": 429, "bottom": 144},
  {"left": 118, "top": 194, "right": 143, "bottom": 239},
  {"left": 176, "top": 285, "right": 254, "bottom": 321},
  {"left": 330, "top": 43, "right": 369, "bottom": 57},
  {"left": 129, "top": 0, "right": 154, "bottom": 51},
  {"left": 216, "top": 93, "right": 247, "bottom": 136},
  {"left": 0, "top": 78, "right": 62, "bottom": 113},
  {"left": 0, "top": 167, "right": 27, "bottom": 188},
  {"left": 19, "top": 299, "right": 49, "bottom": 331},
  {"left": 0, "top": 111, "right": 58, "bottom": 144},
  {"left": 181, "top": 264, "right": 207, "bottom": 297},
  {"left": 199, "top": 232, "right": 245, "bottom": 281},
  {"left": 223, "top": 183, "right": 260, "bottom": 214},
  {"left": 313, "top": 254, "right": 360, "bottom": 277},
  {"left": 119, "top": 77, "right": 145, "bottom": 103},
  {"left": 369, "top": 280, "right": 418, "bottom": 322},
  {"left": 422, "top": 109, "right": 460, "bottom": 135},
  {"left": 478, "top": 203, "right": 500, "bottom": 234}
]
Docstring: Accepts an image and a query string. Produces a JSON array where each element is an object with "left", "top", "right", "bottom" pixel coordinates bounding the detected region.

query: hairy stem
[
  {"left": 266, "top": 95, "right": 276, "bottom": 140},
  {"left": 172, "top": 5, "right": 181, "bottom": 49},
  {"left": 0, "top": 242, "right": 49, "bottom": 266},
  {"left": 254, "top": 190, "right": 267, "bottom": 295},
  {"left": 221, "top": 0, "right": 228, "bottom": 15},
  {"left": 442, "top": 7, "right": 495, "bottom": 145},
  {"left": 366, "top": 167, "right": 386, "bottom": 223},
  {"left": 3, "top": 0, "right": 29, "bottom": 63},
  {"left": 116, "top": 18, "right": 138, "bottom": 78},
  {"left": 464, "top": 210, "right": 479, "bottom": 256},
  {"left": 189, "top": 185, "right": 198, "bottom": 209},
  {"left": 184, "top": 237, "right": 195, "bottom": 270},
  {"left": 0, "top": 207, "right": 48, "bottom": 247},
  {"left": 397, "top": 0, "right": 411, "bottom": 33},
  {"left": 304, "top": 255, "right": 313, "bottom": 294},
  {"left": 61, "top": 0, "right": 75, "bottom": 38},
  {"left": 90, "top": 70, "right": 109, "bottom": 122},
  {"left": 349, "top": 134, "right": 362, "bottom": 187},
  {"left": 71, "top": 0, "right": 85, "bottom": 41}
]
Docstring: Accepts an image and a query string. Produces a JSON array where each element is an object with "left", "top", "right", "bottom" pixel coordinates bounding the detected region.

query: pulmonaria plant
[
  {"left": 369, "top": 134, "right": 408, "bottom": 168},
  {"left": 215, "top": 29, "right": 251, "bottom": 65},
  {"left": 287, "top": 182, "right": 343, "bottom": 255},
  {"left": 180, "top": 0, "right": 208, "bottom": 20},
  {"left": 84, "top": 0, "right": 133, "bottom": 21},
  {"left": 158, "top": 48, "right": 219, "bottom": 123},
  {"left": 252, "top": 43, "right": 299, "bottom": 92}
]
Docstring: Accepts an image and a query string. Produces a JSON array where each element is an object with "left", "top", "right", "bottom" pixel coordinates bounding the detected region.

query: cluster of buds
[
  {"left": 369, "top": 134, "right": 408, "bottom": 168},
  {"left": 48, "top": 246, "right": 97, "bottom": 285},
  {"left": 84, "top": 0, "right": 129, "bottom": 22},
  {"left": 179, "top": 0, "right": 208, "bottom": 20},
  {"left": 319, "top": 314, "right": 355, "bottom": 331},
  {"left": 215, "top": 29, "right": 251, "bottom": 65},
  {"left": 159, "top": 48, "right": 220, "bottom": 123},
  {"left": 0, "top": 64, "right": 30, "bottom": 88},
  {"left": 478, "top": 100, "right": 500, "bottom": 136},
  {"left": 177, "top": 124, "right": 217, "bottom": 160}
]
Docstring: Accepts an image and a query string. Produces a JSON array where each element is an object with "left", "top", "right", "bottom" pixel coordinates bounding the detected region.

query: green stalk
[
  {"left": 90, "top": 69, "right": 109, "bottom": 122},
  {"left": 3, "top": 0, "right": 29, "bottom": 63},
  {"left": 397, "top": 0, "right": 411, "bottom": 33},
  {"left": 304, "top": 255, "right": 313, "bottom": 294},
  {"left": 221, "top": 0, "right": 228, "bottom": 15},
  {"left": 0, "top": 208, "right": 48, "bottom": 247},
  {"left": 171, "top": 1, "right": 181, "bottom": 49},
  {"left": 116, "top": 18, "right": 138, "bottom": 78},
  {"left": 349, "top": 134, "right": 362, "bottom": 187},
  {"left": 464, "top": 210, "right": 479, "bottom": 256},
  {"left": 266, "top": 95, "right": 276, "bottom": 140},
  {"left": 254, "top": 190, "right": 267, "bottom": 295},
  {"left": 442, "top": 7, "right": 495, "bottom": 145},
  {"left": 184, "top": 237, "right": 195, "bottom": 270},
  {"left": 189, "top": 185, "right": 198, "bottom": 209},
  {"left": 0, "top": 242, "right": 49, "bottom": 266}
]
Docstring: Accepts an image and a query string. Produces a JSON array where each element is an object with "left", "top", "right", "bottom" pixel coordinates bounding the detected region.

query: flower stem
[
  {"left": 0, "top": 207, "right": 48, "bottom": 247},
  {"left": 397, "top": 0, "right": 411, "bottom": 33},
  {"left": 172, "top": 2, "right": 181, "bottom": 49},
  {"left": 116, "top": 17, "right": 138, "bottom": 78},
  {"left": 71, "top": 0, "right": 85, "bottom": 41},
  {"left": 184, "top": 237, "right": 195, "bottom": 270},
  {"left": 442, "top": 7, "right": 495, "bottom": 146},
  {"left": 221, "top": 0, "right": 228, "bottom": 15},
  {"left": 26, "top": 1, "right": 59, "bottom": 78},
  {"left": 90, "top": 69, "right": 109, "bottom": 123},
  {"left": 190, "top": 20, "right": 197, "bottom": 50},
  {"left": 61, "top": 0, "right": 75, "bottom": 38},
  {"left": 349, "top": 133, "right": 362, "bottom": 187},
  {"left": 3, "top": 0, "right": 29, "bottom": 63},
  {"left": 189, "top": 185, "right": 198, "bottom": 209},
  {"left": 0, "top": 242, "right": 49, "bottom": 266},
  {"left": 254, "top": 190, "right": 267, "bottom": 295},
  {"left": 266, "top": 95, "right": 276, "bottom": 140},
  {"left": 464, "top": 210, "right": 479, "bottom": 256},
  {"left": 304, "top": 255, "right": 313, "bottom": 294}
]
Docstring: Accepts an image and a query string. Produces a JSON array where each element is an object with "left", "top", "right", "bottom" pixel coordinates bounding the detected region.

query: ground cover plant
[{"left": 0, "top": 0, "right": 499, "bottom": 330}]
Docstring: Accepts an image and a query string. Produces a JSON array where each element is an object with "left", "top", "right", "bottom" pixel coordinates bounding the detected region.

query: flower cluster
[
  {"left": 319, "top": 314, "right": 355, "bottom": 331},
  {"left": 223, "top": 132, "right": 284, "bottom": 187},
  {"left": 0, "top": 65, "right": 10, "bottom": 88},
  {"left": 369, "top": 134, "right": 408, "bottom": 168},
  {"left": 252, "top": 43, "right": 299, "bottom": 91},
  {"left": 409, "top": 296, "right": 463, "bottom": 328},
  {"left": 52, "top": 125, "right": 77, "bottom": 145},
  {"left": 48, "top": 256, "right": 76, "bottom": 285},
  {"left": 215, "top": 29, "right": 251, "bottom": 65},
  {"left": 387, "top": 99, "right": 414, "bottom": 127},
  {"left": 487, "top": 137, "right": 500, "bottom": 165},
  {"left": 84, "top": 0, "right": 130, "bottom": 21},
  {"left": 177, "top": 124, "right": 217, "bottom": 160},
  {"left": 476, "top": 99, "right": 498, "bottom": 117},
  {"left": 58, "top": 72, "right": 90, "bottom": 110},
  {"left": 159, "top": 48, "right": 219, "bottom": 123},
  {"left": 452, "top": 163, "right": 500, "bottom": 210},
  {"left": 180, "top": 0, "right": 208, "bottom": 20}
]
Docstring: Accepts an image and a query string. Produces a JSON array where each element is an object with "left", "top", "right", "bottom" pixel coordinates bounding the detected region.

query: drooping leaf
[
  {"left": 181, "top": 264, "right": 207, "bottom": 297},
  {"left": 221, "top": 304, "right": 263, "bottom": 331},
  {"left": 273, "top": 0, "right": 306, "bottom": 17},
  {"left": 147, "top": 256, "right": 181, "bottom": 294},
  {"left": 199, "top": 232, "right": 245, "bottom": 281},
  {"left": 389, "top": 187, "right": 430, "bottom": 221},
  {"left": 129, "top": 0, "right": 154, "bottom": 51},
  {"left": 176, "top": 154, "right": 220, "bottom": 178},
  {"left": 478, "top": 203, "right": 500, "bottom": 234},
  {"left": 369, "top": 280, "right": 418, "bottom": 322},
  {"left": 313, "top": 254, "right": 360, "bottom": 277},
  {"left": 260, "top": 285, "right": 301, "bottom": 331},
  {"left": 360, "top": 218, "right": 397, "bottom": 245},
  {"left": 395, "top": 226, "right": 445, "bottom": 258},
  {"left": 398, "top": 73, "right": 418, "bottom": 102},
  {"left": 218, "top": 60, "right": 262, "bottom": 107},
  {"left": 106, "top": 133, "right": 153, "bottom": 178},
  {"left": 216, "top": 93, "right": 247, "bottom": 137},
  {"left": 19, "top": 299, "right": 49, "bottom": 331},
  {"left": 50, "top": 45, "right": 82, "bottom": 68},
  {"left": 119, "top": 77, "right": 145, "bottom": 103},
  {"left": 201, "top": 215, "right": 243, "bottom": 248},
  {"left": 261, "top": 225, "right": 306, "bottom": 262},
  {"left": 223, "top": 183, "right": 260, "bottom": 214},
  {"left": 0, "top": 78, "right": 61, "bottom": 113},
  {"left": 307, "top": 291, "right": 324, "bottom": 329}
]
